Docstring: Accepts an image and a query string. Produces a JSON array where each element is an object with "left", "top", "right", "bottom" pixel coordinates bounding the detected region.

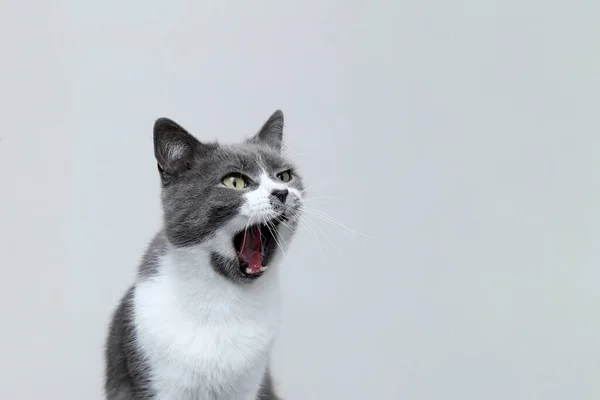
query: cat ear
[
  {"left": 153, "top": 117, "right": 199, "bottom": 183},
  {"left": 253, "top": 109, "right": 284, "bottom": 151}
]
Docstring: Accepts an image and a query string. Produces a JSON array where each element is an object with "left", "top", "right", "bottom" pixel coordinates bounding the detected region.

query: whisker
[
  {"left": 299, "top": 219, "right": 328, "bottom": 262},
  {"left": 270, "top": 220, "right": 289, "bottom": 249},
  {"left": 300, "top": 215, "right": 341, "bottom": 256},
  {"left": 262, "top": 216, "right": 286, "bottom": 257},
  {"left": 300, "top": 206, "right": 376, "bottom": 240},
  {"left": 240, "top": 209, "right": 257, "bottom": 255},
  {"left": 304, "top": 196, "right": 338, "bottom": 202},
  {"left": 284, "top": 211, "right": 330, "bottom": 262}
]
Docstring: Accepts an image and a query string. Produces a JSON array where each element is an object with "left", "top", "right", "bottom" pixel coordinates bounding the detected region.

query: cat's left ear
[{"left": 252, "top": 109, "right": 284, "bottom": 151}]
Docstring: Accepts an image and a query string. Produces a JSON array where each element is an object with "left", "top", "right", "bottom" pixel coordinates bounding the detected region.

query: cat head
[{"left": 153, "top": 110, "right": 304, "bottom": 282}]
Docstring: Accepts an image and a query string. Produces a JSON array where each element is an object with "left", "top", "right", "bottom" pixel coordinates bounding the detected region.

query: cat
[{"left": 104, "top": 110, "right": 304, "bottom": 400}]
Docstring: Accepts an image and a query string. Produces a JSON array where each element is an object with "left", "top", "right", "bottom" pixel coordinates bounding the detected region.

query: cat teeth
[{"left": 244, "top": 266, "right": 269, "bottom": 275}]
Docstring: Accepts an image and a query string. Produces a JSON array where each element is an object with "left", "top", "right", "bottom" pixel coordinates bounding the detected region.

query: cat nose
[{"left": 271, "top": 189, "right": 289, "bottom": 204}]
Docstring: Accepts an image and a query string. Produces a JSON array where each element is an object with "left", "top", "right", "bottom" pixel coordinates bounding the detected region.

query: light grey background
[{"left": 1, "top": 0, "right": 599, "bottom": 399}]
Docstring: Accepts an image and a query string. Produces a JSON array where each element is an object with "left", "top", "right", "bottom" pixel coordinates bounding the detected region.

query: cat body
[{"left": 105, "top": 111, "right": 303, "bottom": 400}]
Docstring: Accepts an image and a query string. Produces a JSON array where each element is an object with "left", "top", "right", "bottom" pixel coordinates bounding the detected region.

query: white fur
[
  {"left": 240, "top": 172, "right": 288, "bottom": 223},
  {"left": 167, "top": 143, "right": 187, "bottom": 160},
  {"left": 132, "top": 173, "right": 301, "bottom": 400},
  {"left": 134, "top": 245, "right": 281, "bottom": 400}
]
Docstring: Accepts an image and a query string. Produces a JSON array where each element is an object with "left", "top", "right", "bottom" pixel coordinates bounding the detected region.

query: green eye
[
  {"left": 222, "top": 174, "right": 247, "bottom": 189},
  {"left": 277, "top": 170, "right": 292, "bottom": 183}
]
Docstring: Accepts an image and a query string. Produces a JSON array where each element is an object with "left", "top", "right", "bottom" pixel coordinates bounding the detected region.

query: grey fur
[
  {"left": 104, "top": 110, "right": 299, "bottom": 399},
  {"left": 105, "top": 288, "right": 151, "bottom": 400},
  {"left": 250, "top": 109, "right": 284, "bottom": 151},
  {"left": 137, "top": 232, "right": 168, "bottom": 279}
]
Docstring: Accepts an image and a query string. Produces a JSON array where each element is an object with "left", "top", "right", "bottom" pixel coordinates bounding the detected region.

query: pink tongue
[{"left": 241, "top": 226, "right": 262, "bottom": 272}]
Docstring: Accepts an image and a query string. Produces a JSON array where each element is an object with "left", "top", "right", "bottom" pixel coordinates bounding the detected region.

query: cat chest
[
  {"left": 133, "top": 282, "right": 280, "bottom": 397},
  {"left": 146, "top": 324, "right": 274, "bottom": 394}
]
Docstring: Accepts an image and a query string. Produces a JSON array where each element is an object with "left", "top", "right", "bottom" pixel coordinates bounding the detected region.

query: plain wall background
[{"left": 1, "top": 0, "right": 599, "bottom": 399}]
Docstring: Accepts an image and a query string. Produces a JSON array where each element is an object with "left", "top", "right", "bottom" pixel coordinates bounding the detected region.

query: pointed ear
[
  {"left": 253, "top": 109, "right": 284, "bottom": 151},
  {"left": 153, "top": 117, "right": 199, "bottom": 184}
]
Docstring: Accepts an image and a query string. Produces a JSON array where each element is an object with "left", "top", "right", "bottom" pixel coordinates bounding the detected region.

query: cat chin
[{"left": 209, "top": 252, "right": 271, "bottom": 284}]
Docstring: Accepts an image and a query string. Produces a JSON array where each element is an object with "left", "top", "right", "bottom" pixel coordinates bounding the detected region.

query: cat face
[{"left": 153, "top": 110, "right": 304, "bottom": 282}]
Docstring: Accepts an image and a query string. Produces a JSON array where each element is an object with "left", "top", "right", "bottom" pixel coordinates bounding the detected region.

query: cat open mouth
[{"left": 232, "top": 219, "right": 282, "bottom": 278}]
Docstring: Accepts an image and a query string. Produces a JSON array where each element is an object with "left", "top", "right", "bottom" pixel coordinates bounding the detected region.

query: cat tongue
[{"left": 240, "top": 226, "right": 262, "bottom": 272}]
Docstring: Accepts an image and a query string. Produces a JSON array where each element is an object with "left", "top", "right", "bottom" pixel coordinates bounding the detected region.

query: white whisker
[
  {"left": 262, "top": 216, "right": 287, "bottom": 257},
  {"left": 300, "top": 205, "right": 376, "bottom": 240}
]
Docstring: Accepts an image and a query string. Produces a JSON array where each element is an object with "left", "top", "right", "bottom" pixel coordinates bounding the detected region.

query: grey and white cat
[{"left": 104, "top": 110, "right": 304, "bottom": 400}]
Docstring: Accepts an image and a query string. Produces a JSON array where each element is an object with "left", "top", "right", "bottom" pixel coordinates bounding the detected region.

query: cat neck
[{"left": 136, "top": 234, "right": 282, "bottom": 321}]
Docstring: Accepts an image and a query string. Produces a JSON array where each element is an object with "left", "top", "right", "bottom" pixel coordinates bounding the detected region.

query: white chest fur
[{"left": 133, "top": 247, "right": 282, "bottom": 400}]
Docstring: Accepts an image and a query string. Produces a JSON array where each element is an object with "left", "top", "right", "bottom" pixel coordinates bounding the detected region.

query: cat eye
[
  {"left": 277, "top": 170, "right": 292, "bottom": 183},
  {"left": 222, "top": 174, "right": 248, "bottom": 189}
]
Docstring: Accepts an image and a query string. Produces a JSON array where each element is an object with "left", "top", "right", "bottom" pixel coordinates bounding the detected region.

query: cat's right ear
[{"left": 153, "top": 118, "right": 199, "bottom": 184}]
